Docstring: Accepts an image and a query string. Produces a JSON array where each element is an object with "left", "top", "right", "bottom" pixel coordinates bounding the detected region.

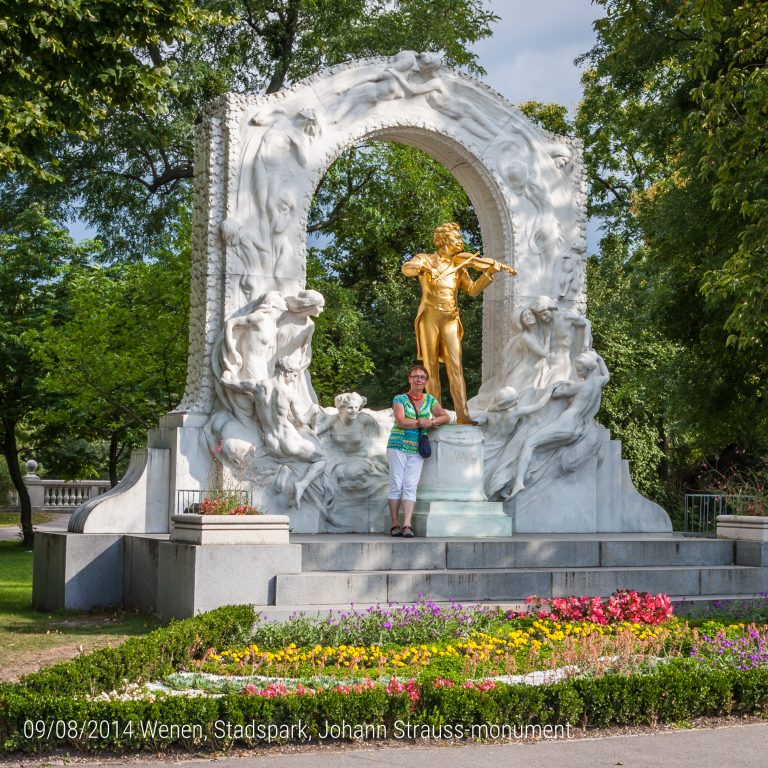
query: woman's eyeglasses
[{"left": 410, "top": 375, "right": 428, "bottom": 380}]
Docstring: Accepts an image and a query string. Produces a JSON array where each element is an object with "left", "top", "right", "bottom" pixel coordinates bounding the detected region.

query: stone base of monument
[
  {"left": 32, "top": 529, "right": 302, "bottom": 620},
  {"left": 412, "top": 424, "right": 512, "bottom": 537},
  {"left": 157, "top": 540, "right": 301, "bottom": 620}
]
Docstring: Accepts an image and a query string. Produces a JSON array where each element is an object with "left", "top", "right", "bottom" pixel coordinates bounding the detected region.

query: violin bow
[{"left": 432, "top": 251, "right": 481, "bottom": 281}]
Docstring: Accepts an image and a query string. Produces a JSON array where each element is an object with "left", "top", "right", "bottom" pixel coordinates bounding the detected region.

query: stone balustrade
[{"left": 5, "top": 461, "right": 111, "bottom": 513}]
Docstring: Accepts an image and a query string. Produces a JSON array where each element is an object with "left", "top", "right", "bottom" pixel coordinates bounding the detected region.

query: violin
[{"left": 444, "top": 251, "right": 518, "bottom": 278}]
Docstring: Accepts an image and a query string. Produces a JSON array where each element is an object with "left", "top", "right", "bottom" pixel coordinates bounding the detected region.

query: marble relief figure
[
  {"left": 316, "top": 392, "right": 391, "bottom": 531},
  {"left": 333, "top": 50, "right": 422, "bottom": 122},
  {"left": 509, "top": 351, "right": 610, "bottom": 497}
]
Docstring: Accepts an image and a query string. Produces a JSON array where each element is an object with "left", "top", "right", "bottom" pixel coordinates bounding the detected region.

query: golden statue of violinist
[{"left": 402, "top": 222, "right": 517, "bottom": 425}]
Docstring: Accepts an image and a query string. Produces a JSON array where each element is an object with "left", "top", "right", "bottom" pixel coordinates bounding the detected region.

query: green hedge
[
  {"left": 3, "top": 660, "right": 768, "bottom": 752},
  {"left": 7, "top": 604, "right": 256, "bottom": 699}
]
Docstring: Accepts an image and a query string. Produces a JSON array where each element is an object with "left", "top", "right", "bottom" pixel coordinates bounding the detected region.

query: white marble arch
[
  {"left": 176, "top": 52, "right": 587, "bottom": 417},
  {"left": 67, "top": 52, "right": 670, "bottom": 537}
]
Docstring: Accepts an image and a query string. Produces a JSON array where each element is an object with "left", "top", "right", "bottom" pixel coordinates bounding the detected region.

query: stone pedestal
[
  {"left": 414, "top": 425, "right": 511, "bottom": 537},
  {"left": 157, "top": 541, "right": 302, "bottom": 620}
]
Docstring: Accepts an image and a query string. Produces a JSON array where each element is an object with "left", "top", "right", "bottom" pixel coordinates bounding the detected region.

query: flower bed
[{"left": 3, "top": 594, "right": 768, "bottom": 753}]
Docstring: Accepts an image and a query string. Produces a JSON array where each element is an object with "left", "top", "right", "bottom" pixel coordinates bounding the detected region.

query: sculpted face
[
  {"left": 521, "top": 308, "right": 536, "bottom": 328},
  {"left": 334, "top": 392, "right": 367, "bottom": 423},
  {"left": 339, "top": 401, "right": 362, "bottom": 423}
]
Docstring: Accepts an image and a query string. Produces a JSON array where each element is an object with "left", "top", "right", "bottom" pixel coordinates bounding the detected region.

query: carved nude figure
[
  {"left": 510, "top": 351, "right": 609, "bottom": 497},
  {"left": 390, "top": 52, "right": 503, "bottom": 140},
  {"left": 276, "top": 290, "right": 325, "bottom": 413},
  {"left": 235, "top": 106, "right": 320, "bottom": 274},
  {"left": 250, "top": 357, "right": 327, "bottom": 507},
  {"left": 333, "top": 50, "right": 420, "bottom": 122},
  {"left": 543, "top": 304, "right": 590, "bottom": 386},
  {"left": 219, "top": 291, "right": 288, "bottom": 393},
  {"left": 472, "top": 386, "right": 552, "bottom": 499}
]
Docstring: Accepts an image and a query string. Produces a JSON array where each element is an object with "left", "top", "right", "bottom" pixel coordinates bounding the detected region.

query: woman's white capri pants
[{"left": 387, "top": 448, "right": 424, "bottom": 502}]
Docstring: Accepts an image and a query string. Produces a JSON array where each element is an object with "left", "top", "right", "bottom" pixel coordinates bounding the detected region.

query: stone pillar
[{"left": 24, "top": 460, "right": 45, "bottom": 512}]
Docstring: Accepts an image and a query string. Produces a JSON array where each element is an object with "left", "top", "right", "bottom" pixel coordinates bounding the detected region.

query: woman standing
[{"left": 387, "top": 364, "right": 450, "bottom": 537}]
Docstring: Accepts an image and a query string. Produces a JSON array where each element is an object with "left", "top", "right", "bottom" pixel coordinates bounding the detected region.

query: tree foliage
[
  {"left": 575, "top": 0, "right": 768, "bottom": 485},
  {"left": 0, "top": 205, "right": 97, "bottom": 541},
  {"left": 0, "top": 0, "right": 216, "bottom": 179},
  {"left": 29, "top": 225, "right": 190, "bottom": 485}
]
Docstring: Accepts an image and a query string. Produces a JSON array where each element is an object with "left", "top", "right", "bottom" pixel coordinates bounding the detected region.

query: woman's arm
[{"left": 426, "top": 401, "right": 451, "bottom": 428}]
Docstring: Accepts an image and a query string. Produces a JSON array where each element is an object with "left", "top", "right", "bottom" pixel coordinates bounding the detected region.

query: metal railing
[
  {"left": 176, "top": 489, "right": 252, "bottom": 515},
  {"left": 684, "top": 493, "right": 762, "bottom": 534}
]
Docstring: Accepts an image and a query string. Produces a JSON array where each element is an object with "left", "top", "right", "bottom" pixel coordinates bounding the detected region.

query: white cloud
[{"left": 473, "top": 0, "right": 604, "bottom": 111}]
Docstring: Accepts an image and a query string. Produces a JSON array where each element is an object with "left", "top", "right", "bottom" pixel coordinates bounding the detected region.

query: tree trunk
[
  {"left": 107, "top": 430, "right": 127, "bottom": 488},
  {"left": 108, "top": 432, "right": 119, "bottom": 488},
  {"left": 2, "top": 416, "right": 33, "bottom": 546}
]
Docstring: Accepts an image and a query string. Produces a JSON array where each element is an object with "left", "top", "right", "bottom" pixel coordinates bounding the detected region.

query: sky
[{"left": 473, "top": 0, "right": 603, "bottom": 114}]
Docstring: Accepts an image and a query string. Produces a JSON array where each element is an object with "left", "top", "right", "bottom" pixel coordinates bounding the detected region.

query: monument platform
[{"left": 33, "top": 528, "right": 768, "bottom": 620}]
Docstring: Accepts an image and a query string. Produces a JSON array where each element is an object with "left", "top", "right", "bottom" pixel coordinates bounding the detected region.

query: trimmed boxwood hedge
[
  {"left": 3, "top": 657, "right": 768, "bottom": 752},
  {"left": 14, "top": 604, "right": 256, "bottom": 699}
]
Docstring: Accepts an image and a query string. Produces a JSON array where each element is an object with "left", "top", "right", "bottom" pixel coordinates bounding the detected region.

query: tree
[
  {"left": 30, "top": 226, "right": 190, "bottom": 485},
  {"left": 0, "top": 0, "right": 216, "bottom": 179},
  {"left": 575, "top": 0, "right": 768, "bottom": 483},
  {"left": 0, "top": 206, "right": 96, "bottom": 544}
]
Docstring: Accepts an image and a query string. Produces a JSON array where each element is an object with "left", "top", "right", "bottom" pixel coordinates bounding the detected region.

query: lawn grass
[
  {"left": 0, "top": 511, "right": 55, "bottom": 528},
  {"left": 0, "top": 540, "right": 160, "bottom": 680}
]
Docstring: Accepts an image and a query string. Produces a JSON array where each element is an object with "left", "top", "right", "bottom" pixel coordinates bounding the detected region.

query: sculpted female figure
[
  {"left": 320, "top": 392, "right": 374, "bottom": 456},
  {"left": 390, "top": 52, "right": 504, "bottom": 140},
  {"left": 234, "top": 107, "right": 321, "bottom": 275},
  {"left": 510, "top": 351, "right": 609, "bottom": 497},
  {"left": 251, "top": 357, "right": 327, "bottom": 508},
  {"left": 473, "top": 386, "right": 552, "bottom": 500},
  {"left": 214, "top": 291, "right": 288, "bottom": 422},
  {"left": 333, "top": 50, "right": 420, "bottom": 122},
  {"left": 275, "top": 290, "right": 325, "bottom": 413}
]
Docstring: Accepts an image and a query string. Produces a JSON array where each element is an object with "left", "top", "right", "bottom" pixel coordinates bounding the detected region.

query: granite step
[
  {"left": 294, "top": 536, "right": 736, "bottom": 571},
  {"left": 274, "top": 565, "right": 768, "bottom": 606}
]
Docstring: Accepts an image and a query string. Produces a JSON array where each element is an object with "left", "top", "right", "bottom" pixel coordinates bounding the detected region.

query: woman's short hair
[{"left": 408, "top": 364, "right": 430, "bottom": 380}]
